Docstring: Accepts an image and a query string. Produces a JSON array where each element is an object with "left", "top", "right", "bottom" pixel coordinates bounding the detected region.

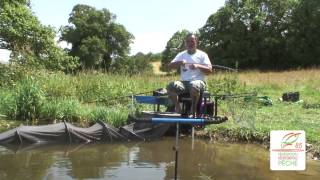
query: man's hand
[
  {"left": 189, "top": 64, "right": 198, "bottom": 70},
  {"left": 168, "top": 60, "right": 186, "bottom": 69},
  {"left": 177, "top": 60, "right": 186, "bottom": 66},
  {"left": 189, "top": 63, "right": 212, "bottom": 74}
]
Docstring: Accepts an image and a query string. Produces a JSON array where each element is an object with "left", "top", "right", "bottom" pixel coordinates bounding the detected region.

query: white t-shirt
[{"left": 171, "top": 49, "right": 212, "bottom": 81}]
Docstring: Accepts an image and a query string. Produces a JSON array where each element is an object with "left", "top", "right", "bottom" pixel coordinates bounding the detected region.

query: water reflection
[
  {"left": 0, "top": 146, "right": 54, "bottom": 180},
  {"left": 0, "top": 138, "right": 319, "bottom": 180}
]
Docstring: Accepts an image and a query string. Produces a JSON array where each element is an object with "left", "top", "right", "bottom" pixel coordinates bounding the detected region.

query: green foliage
[
  {"left": 40, "top": 99, "right": 64, "bottom": 121},
  {"left": 74, "top": 73, "right": 108, "bottom": 102},
  {"left": 0, "top": 0, "right": 38, "bottom": 51},
  {"left": 89, "top": 105, "right": 128, "bottom": 127},
  {"left": 148, "top": 52, "right": 162, "bottom": 62},
  {"left": 60, "top": 4, "right": 134, "bottom": 70},
  {"left": 109, "top": 56, "right": 135, "bottom": 74},
  {"left": 0, "top": 69, "right": 319, "bottom": 148},
  {"left": 89, "top": 107, "right": 109, "bottom": 122},
  {"left": 58, "top": 99, "right": 82, "bottom": 122},
  {"left": 40, "top": 98, "right": 85, "bottom": 122},
  {"left": 161, "top": 30, "right": 190, "bottom": 71},
  {"left": 0, "top": 70, "right": 170, "bottom": 125},
  {"left": 0, "top": 63, "right": 22, "bottom": 87},
  {"left": 110, "top": 53, "right": 153, "bottom": 74},
  {"left": 197, "top": 0, "right": 319, "bottom": 70},
  {"left": 39, "top": 71, "right": 76, "bottom": 98},
  {"left": 207, "top": 72, "right": 245, "bottom": 94},
  {"left": 16, "top": 77, "right": 44, "bottom": 120},
  {"left": 287, "top": 0, "right": 320, "bottom": 67},
  {"left": 0, "top": 0, "right": 79, "bottom": 72},
  {"left": 78, "top": 36, "right": 107, "bottom": 68},
  {"left": 0, "top": 120, "right": 21, "bottom": 134},
  {"left": 0, "top": 89, "right": 17, "bottom": 119},
  {"left": 43, "top": 46, "right": 80, "bottom": 73}
]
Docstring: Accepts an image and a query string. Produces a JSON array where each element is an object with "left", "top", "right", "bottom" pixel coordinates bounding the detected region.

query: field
[
  {"left": 205, "top": 69, "right": 320, "bottom": 148},
  {"left": 0, "top": 68, "right": 319, "bottom": 153}
]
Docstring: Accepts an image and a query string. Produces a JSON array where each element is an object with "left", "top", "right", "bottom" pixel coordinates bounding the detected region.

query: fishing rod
[
  {"left": 213, "top": 64, "right": 237, "bottom": 71},
  {"left": 179, "top": 62, "right": 237, "bottom": 72},
  {"left": 86, "top": 89, "right": 256, "bottom": 104},
  {"left": 212, "top": 92, "right": 257, "bottom": 99},
  {"left": 85, "top": 89, "right": 157, "bottom": 103}
]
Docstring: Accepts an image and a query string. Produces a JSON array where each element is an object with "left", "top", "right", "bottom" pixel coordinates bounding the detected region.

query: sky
[{"left": 0, "top": 0, "right": 225, "bottom": 62}]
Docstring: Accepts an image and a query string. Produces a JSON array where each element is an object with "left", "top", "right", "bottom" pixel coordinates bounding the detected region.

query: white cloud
[
  {"left": 0, "top": 49, "right": 11, "bottom": 63},
  {"left": 130, "top": 32, "right": 171, "bottom": 55}
]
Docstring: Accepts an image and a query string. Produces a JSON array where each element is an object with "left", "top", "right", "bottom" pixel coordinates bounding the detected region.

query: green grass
[
  {"left": 0, "top": 70, "right": 174, "bottom": 132},
  {"left": 205, "top": 70, "right": 320, "bottom": 150},
  {"left": 0, "top": 119, "right": 21, "bottom": 132},
  {"left": 0, "top": 69, "right": 319, "bottom": 153}
]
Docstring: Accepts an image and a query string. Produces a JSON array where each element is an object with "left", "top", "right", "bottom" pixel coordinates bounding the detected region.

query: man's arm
[
  {"left": 190, "top": 64, "right": 212, "bottom": 74},
  {"left": 168, "top": 60, "right": 185, "bottom": 70},
  {"left": 196, "top": 52, "right": 213, "bottom": 74}
]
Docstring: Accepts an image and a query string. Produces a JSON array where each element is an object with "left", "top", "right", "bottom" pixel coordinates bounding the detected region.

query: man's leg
[
  {"left": 190, "top": 87, "right": 200, "bottom": 116},
  {"left": 167, "top": 81, "right": 185, "bottom": 113},
  {"left": 167, "top": 90, "right": 181, "bottom": 113},
  {"left": 189, "top": 80, "right": 205, "bottom": 116}
]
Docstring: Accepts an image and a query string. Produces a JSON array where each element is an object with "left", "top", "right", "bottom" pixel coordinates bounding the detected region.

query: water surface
[{"left": 0, "top": 138, "right": 319, "bottom": 180}]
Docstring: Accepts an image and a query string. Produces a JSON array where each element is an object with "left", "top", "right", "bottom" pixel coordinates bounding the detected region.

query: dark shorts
[{"left": 167, "top": 80, "right": 206, "bottom": 94}]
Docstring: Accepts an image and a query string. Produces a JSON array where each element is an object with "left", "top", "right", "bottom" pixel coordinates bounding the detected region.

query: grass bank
[
  {"left": 203, "top": 69, "right": 320, "bottom": 157},
  {"left": 0, "top": 68, "right": 319, "bottom": 156}
]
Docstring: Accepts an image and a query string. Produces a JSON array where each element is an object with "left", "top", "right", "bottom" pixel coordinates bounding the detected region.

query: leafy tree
[
  {"left": 199, "top": 0, "right": 298, "bottom": 70},
  {"left": 78, "top": 36, "right": 107, "bottom": 68},
  {"left": 109, "top": 53, "right": 152, "bottom": 75},
  {"left": 287, "top": 0, "right": 320, "bottom": 68},
  {"left": 130, "top": 53, "right": 153, "bottom": 74},
  {"left": 60, "top": 4, "right": 134, "bottom": 70},
  {"left": 145, "top": 52, "right": 162, "bottom": 62},
  {"left": 161, "top": 30, "right": 190, "bottom": 71},
  {"left": 198, "top": 6, "right": 241, "bottom": 68},
  {"left": 0, "top": 0, "right": 78, "bottom": 72}
]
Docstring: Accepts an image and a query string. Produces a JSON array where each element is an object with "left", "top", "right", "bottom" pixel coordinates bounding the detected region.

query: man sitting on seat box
[{"left": 167, "top": 33, "right": 212, "bottom": 116}]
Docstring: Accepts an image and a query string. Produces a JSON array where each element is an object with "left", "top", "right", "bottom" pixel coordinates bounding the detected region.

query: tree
[
  {"left": 287, "top": 0, "right": 320, "bottom": 68},
  {"left": 60, "top": 4, "right": 134, "bottom": 70},
  {"left": 109, "top": 53, "right": 153, "bottom": 75},
  {"left": 0, "top": 0, "right": 78, "bottom": 72},
  {"left": 199, "top": 6, "right": 242, "bottom": 68},
  {"left": 161, "top": 30, "right": 190, "bottom": 71},
  {"left": 145, "top": 52, "right": 162, "bottom": 62},
  {"left": 199, "top": 0, "right": 298, "bottom": 70}
]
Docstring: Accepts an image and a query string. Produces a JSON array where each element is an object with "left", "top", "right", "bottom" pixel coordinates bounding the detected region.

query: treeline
[
  {"left": 0, "top": 0, "right": 155, "bottom": 74},
  {"left": 163, "top": 0, "right": 320, "bottom": 70},
  {"left": 1, "top": 0, "right": 319, "bottom": 74}
]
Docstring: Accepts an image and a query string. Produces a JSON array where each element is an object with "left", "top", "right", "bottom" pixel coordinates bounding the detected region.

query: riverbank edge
[
  {"left": 1, "top": 120, "right": 319, "bottom": 161},
  {"left": 195, "top": 129, "right": 320, "bottom": 161}
]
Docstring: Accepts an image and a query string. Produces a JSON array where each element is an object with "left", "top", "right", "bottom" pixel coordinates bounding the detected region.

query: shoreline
[
  {"left": 1, "top": 120, "right": 319, "bottom": 161},
  {"left": 195, "top": 129, "right": 320, "bottom": 161}
]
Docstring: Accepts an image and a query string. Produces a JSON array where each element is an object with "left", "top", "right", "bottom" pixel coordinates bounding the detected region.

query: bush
[
  {"left": 89, "top": 105, "right": 128, "bottom": 127},
  {"left": 109, "top": 55, "right": 153, "bottom": 74},
  {"left": 16, "top": 77, "right": 44, "bottom": 120},
  {"left": 40, "top": 99, "right": 63, "bottom": 121},
  {"left": 58, "top": 99, "right": 82, "bottom": 122},
  {"left": 0, "top": 64, "right": 31, "bottom": 87},
  {"left": 89, "top": 107, "right": 109, "bottom": 122},
  {"left": 0, "top": 90, "right": 17, "bottom": 119}
]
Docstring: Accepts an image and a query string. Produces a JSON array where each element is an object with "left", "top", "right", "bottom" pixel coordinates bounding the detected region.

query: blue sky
[{"left": 0, "top": 0, "right": 225, "bottom": 62}]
